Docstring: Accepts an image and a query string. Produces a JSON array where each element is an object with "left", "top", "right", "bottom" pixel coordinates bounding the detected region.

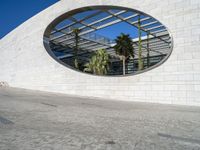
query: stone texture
[
  {"left": 0, "top": 87, "right": 200, "bottom": 150},
  {"left": 0, "top": 0, "right": 200, "bottom": 106}
]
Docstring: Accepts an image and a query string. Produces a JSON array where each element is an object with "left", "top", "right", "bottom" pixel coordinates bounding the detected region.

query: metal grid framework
[{"left": 45, "top": 7, "right": 172, "bottom": 74}]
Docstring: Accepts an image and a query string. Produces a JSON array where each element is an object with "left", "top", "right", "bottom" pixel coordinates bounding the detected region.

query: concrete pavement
[{"left": 0, "top": 87, "right": 200, "bottom": 150}]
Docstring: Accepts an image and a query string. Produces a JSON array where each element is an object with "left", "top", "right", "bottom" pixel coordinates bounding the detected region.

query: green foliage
[
  {"left": 84, "top": 49, "right": 109, "bottom": 75},
  {"left": 114, "top": 33, "right": 134, "bottom": 75},
  {"left": 114, "top": 33, "right": 134, "bottom": 58},
  {"left": 73, "top": 28, "right": 80, "bottom": 69}
]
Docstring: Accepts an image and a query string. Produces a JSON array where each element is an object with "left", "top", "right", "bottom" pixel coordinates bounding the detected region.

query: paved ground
[{"left": 0, "top": 87, "right": 200, "bottom": 150}]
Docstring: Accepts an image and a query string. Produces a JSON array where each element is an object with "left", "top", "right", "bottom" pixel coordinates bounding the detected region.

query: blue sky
[
  {"left": 55, "top": 9, "right": 148, "bottom": 40},
  {"left": 0, "top": 1, "right": 149, "bottom": 40},
  {"left": 95, "top": 22, "right": 143, "bottom": 40},
  {"left": 0, "top": 0, "right": 58, "bottom": 39}
]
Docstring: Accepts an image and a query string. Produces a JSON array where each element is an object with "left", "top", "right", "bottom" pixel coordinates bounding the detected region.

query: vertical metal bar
[
  {"left": 138, "top": 15, "right": 143, "bottom": 70},
  {"left": 147, "top": 32, "right": 150, "bottom": 67}
]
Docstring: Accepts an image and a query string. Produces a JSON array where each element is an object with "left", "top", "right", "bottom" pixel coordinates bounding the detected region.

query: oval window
[{"left": 43, "top": 6, "right": 173, "bottom": 76}]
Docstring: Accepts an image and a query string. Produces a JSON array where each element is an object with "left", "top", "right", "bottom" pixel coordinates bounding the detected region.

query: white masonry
[{"left": 0, "top": 0, "right": 200, "bottom": 106}]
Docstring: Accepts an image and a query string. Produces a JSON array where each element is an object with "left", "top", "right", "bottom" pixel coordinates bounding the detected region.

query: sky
[
  {"left": 95, "top": 22, "right": 144, "bottom": 40},
  {"left": 55, "top": 9, "right": 148, "bottom": 41},
  {"left": 0, "top": 0, "right": 149, "bottom": 40},
  {"left": 0, "top": 0, "right": 59, "bottom": 39}
]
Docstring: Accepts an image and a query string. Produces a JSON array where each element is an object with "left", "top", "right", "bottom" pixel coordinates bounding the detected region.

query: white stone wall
[{"left": 0, "top": 0, "right": 200, "bottom": 106}]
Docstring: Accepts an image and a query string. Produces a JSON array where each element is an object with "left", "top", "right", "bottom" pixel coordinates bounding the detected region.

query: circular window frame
[{"left": 43, "top": 5, "right": 174, "bottom": 77}]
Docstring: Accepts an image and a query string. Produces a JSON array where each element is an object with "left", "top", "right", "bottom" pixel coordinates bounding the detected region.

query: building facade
[{"left": 0, "top": 0, "right": 200, "bottom": 106}]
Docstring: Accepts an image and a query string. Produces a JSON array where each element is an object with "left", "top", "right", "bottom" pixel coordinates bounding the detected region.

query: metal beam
[
  {"left": 69, "top": 17, "right": 97, "bottom": 30},
  {"left": 134, "top": 42, "right": 164, "bottom": 55},
  {"left": 50, "top": 10, "right": 138, "bottom": 41},
  {"left": 141, "top": 21, "right": 158, "bottom": 28},
  {"left": 145, "top": 25, "right": 164, "bottom": 31},
  {"left": 106, "top": 10, "right": 170, "bottom": 44},
  {"left": 151, "top": 29, "right": 167, "bottom": 34},
  {"left": 51, "top": 10, "right": 102, "bottom": 34}
]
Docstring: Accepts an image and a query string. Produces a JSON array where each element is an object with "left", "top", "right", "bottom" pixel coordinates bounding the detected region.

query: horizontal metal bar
[
  {"left": 51, "top": 11, "right": 138, "bottom": 41},
  {"left": 141, "top": 21, "right": 158, "bottom": 28},
  {"left": 151, "top": 29, "right": 167, "bottom": 34},
  {"left": 145, "top": 25, "right": 164, "bottom": 31},
  {"left": 79, "top": 42, "right": 99, "bottom": 49},
  {"left": 69, "top": 16, "right": 97, "bottom": 30},
  {"left": 51, "top": 10, "right": 102, "bottom": 34}
]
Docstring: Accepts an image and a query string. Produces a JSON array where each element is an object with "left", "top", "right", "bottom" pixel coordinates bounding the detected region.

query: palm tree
[
  {"left": 72, "top": 28, "right": 80, "bottom": 69},
  {"left": 114, "top": 33, "right": 134, "bottom": 75},
  {"left": 138, "top": 16, "right": 143, "bottom": 70},
  {"left": 84, "top": 49, "right": 109, "bottom": 75}
]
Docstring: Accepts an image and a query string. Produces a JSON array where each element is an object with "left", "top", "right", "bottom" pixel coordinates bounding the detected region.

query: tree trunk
[
  {"left": 122, "top": 56, "right": 125, "bottom": 75},
  {"left": 147, "top": 32, "right": 150, "bottom": 68},
  {"left": 138, "top": 15, "right": 143, "bottom": 71},
  {"left": 74, "top": 30, "right": 79, "bottom": 69}
]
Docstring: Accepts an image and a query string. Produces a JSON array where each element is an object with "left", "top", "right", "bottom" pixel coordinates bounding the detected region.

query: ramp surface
[{"left": 0, "top": 87, "right": 200, "bottom": 150}]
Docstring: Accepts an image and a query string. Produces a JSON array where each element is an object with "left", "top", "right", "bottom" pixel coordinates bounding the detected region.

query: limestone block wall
[{"left": 0, "top": 0, "right": 200, "bottom": 106}]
